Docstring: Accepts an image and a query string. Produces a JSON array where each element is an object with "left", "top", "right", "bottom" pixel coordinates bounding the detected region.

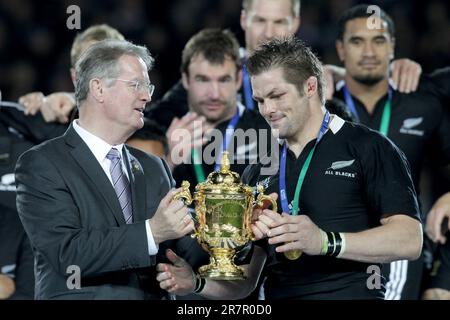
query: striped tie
[{"left": 106, "top": 148, "right": 133, "bottom": 224}]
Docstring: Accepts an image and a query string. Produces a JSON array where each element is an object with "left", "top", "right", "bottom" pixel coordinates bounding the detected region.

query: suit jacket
[{"left": 15, "top": 124, "right": 175, "bottom": 299}]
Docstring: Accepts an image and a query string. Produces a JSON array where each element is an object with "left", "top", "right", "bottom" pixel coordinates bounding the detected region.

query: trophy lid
[
  {"left": 207, "top": 151, "right": 240, "bottom": 185},
  {"left": 194, "top": 151, "right": 253, "bottom": 195}
]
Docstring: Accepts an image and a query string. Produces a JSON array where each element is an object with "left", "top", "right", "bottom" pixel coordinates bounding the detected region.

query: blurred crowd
[{"left": 0, "top": 0, "right": 449, "bottom": 101}]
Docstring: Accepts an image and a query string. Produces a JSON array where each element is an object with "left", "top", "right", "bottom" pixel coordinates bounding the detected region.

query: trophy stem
[{"left": 198, "top": 248, "right": 245, "bottom": 280}]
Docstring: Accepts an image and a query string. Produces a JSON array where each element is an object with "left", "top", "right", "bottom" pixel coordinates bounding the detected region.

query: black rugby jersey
[
  {"left": 242, "top": 115, "right": 420, "bottom": 300},
  {"left": 334, "top": 82, "right": 450, "bottom": 193}
]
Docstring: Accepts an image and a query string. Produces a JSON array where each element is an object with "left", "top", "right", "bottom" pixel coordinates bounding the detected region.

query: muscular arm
[
  {"left": 260, "top": 211, "right": 422, "bottom": 264},
  {"left": 341, "top": 214, "right": 422, "bottom": 263}
]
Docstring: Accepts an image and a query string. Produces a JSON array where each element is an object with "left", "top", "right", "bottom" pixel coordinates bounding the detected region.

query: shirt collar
[
  {"left": 73, "top": 120, "right": 124, "bottom": 162},
  {"left": 328, "top": 114, "right": 345, "bottom": 134},
  {"left": 276, "top": 113, "right": 345, "bottom": 146}
]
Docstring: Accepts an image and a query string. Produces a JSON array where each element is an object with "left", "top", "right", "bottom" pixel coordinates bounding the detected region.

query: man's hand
[
  {"left": 41, "top": 92, "right": 76, "bottom": 123},
  {"left": 19, "top": 91, "right": 76, "bottom": 123},
  {"left": 19, "top": 92, "right": 45, "bottom": 115},
  {"left": 165, "top": 112, "right": 213, "bottom": 170},
  {"left": 390, "top": 59, "right": 422, "bottom": 93},
  {"left": 251, "top": 192, "right": 278, "bottom": 240},
  {"left": 0, "top": 274, "right": 15, "bottom": 299},
  {"left": 258, "top": 210, "right": 323, "bottom": 255},
  {"left": 156, "top": 249, "right": 195, "bottom": 295},
  {"left": 149, "top": 188, "right": 194, "bottom": 244},
  {"left": 426, "top": 192, "right": 450, "bottom": 244}
]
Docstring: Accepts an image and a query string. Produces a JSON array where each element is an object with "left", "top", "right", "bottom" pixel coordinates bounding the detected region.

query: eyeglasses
[{"left": 109, "top": 78, "right": 155, "bottom": 96}]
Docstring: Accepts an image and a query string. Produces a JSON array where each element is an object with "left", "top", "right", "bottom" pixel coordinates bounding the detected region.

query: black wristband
[
  {"left": 194, "top": 274, "right": 206, "bottom": 294},
  {"left": 331, "top": 232, "right": 342, "bottom": 257},
  {"left": 326, "top": 231, "right": 335, "bottom": 256}
]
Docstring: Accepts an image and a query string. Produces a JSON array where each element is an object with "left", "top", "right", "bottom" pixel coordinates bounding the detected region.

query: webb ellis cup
[{"left": 174, "top": 152, "right": 276, "bottom": 280}]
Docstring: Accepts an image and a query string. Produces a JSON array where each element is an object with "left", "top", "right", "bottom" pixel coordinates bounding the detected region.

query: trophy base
[{"left": 198, "top": 248, "right": 246, "bottom": 280}]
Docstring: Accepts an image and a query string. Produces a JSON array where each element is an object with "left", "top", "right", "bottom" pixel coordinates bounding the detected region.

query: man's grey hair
[
  {"left": 242, "top": 0, "right": 301, "bottom": 17},
  {"left": 75, "top": 39, "right": 154, "bottom": 106}
]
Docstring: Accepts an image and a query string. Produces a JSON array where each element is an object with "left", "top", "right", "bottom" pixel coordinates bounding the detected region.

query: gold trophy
[{"left": 174, "top": 152, "right": 276, "bottom": 280}]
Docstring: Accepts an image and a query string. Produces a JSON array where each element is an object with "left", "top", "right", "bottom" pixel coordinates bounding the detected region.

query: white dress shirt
[{"left": 73, "top": 120, "right": 158, "bottom": 255}]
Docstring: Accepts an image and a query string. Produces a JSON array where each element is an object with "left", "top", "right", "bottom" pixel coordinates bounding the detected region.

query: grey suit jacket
[{"left": 15, "top": 124, "right": 175, "bottom": 299}]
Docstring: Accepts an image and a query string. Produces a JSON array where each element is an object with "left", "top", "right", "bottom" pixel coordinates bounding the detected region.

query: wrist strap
[
  {"left": 337, "top": 233, "right": 346, "bottom": 258},
  {"left": 194, "top": 274, "right": 206, "bottom": 294},
  {"left": 325, "top": 231, "right": 335, "bottom": 256},
  {"left": 322, "top": 231, "right": 345, "bottom": 258},
  {"left": 331, "top": 232, "right": 342, "bottom": 257}
]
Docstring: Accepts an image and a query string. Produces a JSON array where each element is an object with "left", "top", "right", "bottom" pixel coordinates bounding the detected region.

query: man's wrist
[
  {"left": 319, "top": 230, "right": 346, "bottom": 258},
  {"left": 193, "top": 273, "right": 206, "bottom": 294},
  {"left": 319, "top": 229, "right": 328, "bottom": 255},
  {"left": 146, "top": 219, "right": 161, "bottom": 249}
]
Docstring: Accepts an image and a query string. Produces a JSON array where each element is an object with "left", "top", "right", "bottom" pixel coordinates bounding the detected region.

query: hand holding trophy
[{"left": 174, "top": 152, "right": 276, "bottom": 280}]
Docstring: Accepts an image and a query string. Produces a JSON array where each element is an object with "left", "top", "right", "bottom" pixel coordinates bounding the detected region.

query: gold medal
[{"left": 284, "top": 249, "right": 302, "bottom": 260}]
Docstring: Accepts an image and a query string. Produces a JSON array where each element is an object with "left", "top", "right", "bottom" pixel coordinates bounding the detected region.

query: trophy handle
[
  {"left": 173, "top": 181, "right": 193, "bottom": 205},
  {"left": 174, "top": 181, "right": 203, "bottom": 240},
  {"left": 254, "top": 185, "right": 277, "bottom": 212},
  {"left": 253, "top": 186, "right": 302, "bottom": 260},
  {"left": 191, "top": 192, "right": 206, "bottom": 241},
  {"left": 245, "top": 185, "right": 278, "bottom": 241}
]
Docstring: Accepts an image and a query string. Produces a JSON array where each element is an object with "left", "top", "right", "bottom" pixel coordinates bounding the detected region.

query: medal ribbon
[{"left": 279, "top": 111, "right": 331, "bottom": 215}]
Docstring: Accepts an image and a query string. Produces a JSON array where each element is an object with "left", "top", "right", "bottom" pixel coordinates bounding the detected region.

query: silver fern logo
[
  {"left": 1, "top": 264, "right": 16, "bottom": 276},
  {"left": 325, "top": 159, "right": 357, "bottom": 178},
  {"left": 328, "top": 160, "right": 355, "bottom": 170},
  {"left": 400, "top": 117, "right": 424, "bottom": 136},
  {"left": 403, "top": 117, "right": 423, "bottom": 129},
  {"left": 0, "top": 173, "right": 16, "bottom": 191}
]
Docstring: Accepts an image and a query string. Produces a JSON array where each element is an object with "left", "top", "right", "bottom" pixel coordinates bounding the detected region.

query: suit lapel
[
  {"left": 64, "top": 125, "right": 126, "bottom": 225},
  {"left": 123, "top": 147, "right": 146, "bottom": 222}
]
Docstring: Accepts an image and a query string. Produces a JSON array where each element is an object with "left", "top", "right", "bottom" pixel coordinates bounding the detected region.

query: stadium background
[{"left": 0, "top": 0, "right": 448, "bottom": 102}]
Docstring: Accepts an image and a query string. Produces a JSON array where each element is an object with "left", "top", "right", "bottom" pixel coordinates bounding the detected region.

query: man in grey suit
[{"left": 15, "top": 40, "right": 194, "bottom": 299}]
